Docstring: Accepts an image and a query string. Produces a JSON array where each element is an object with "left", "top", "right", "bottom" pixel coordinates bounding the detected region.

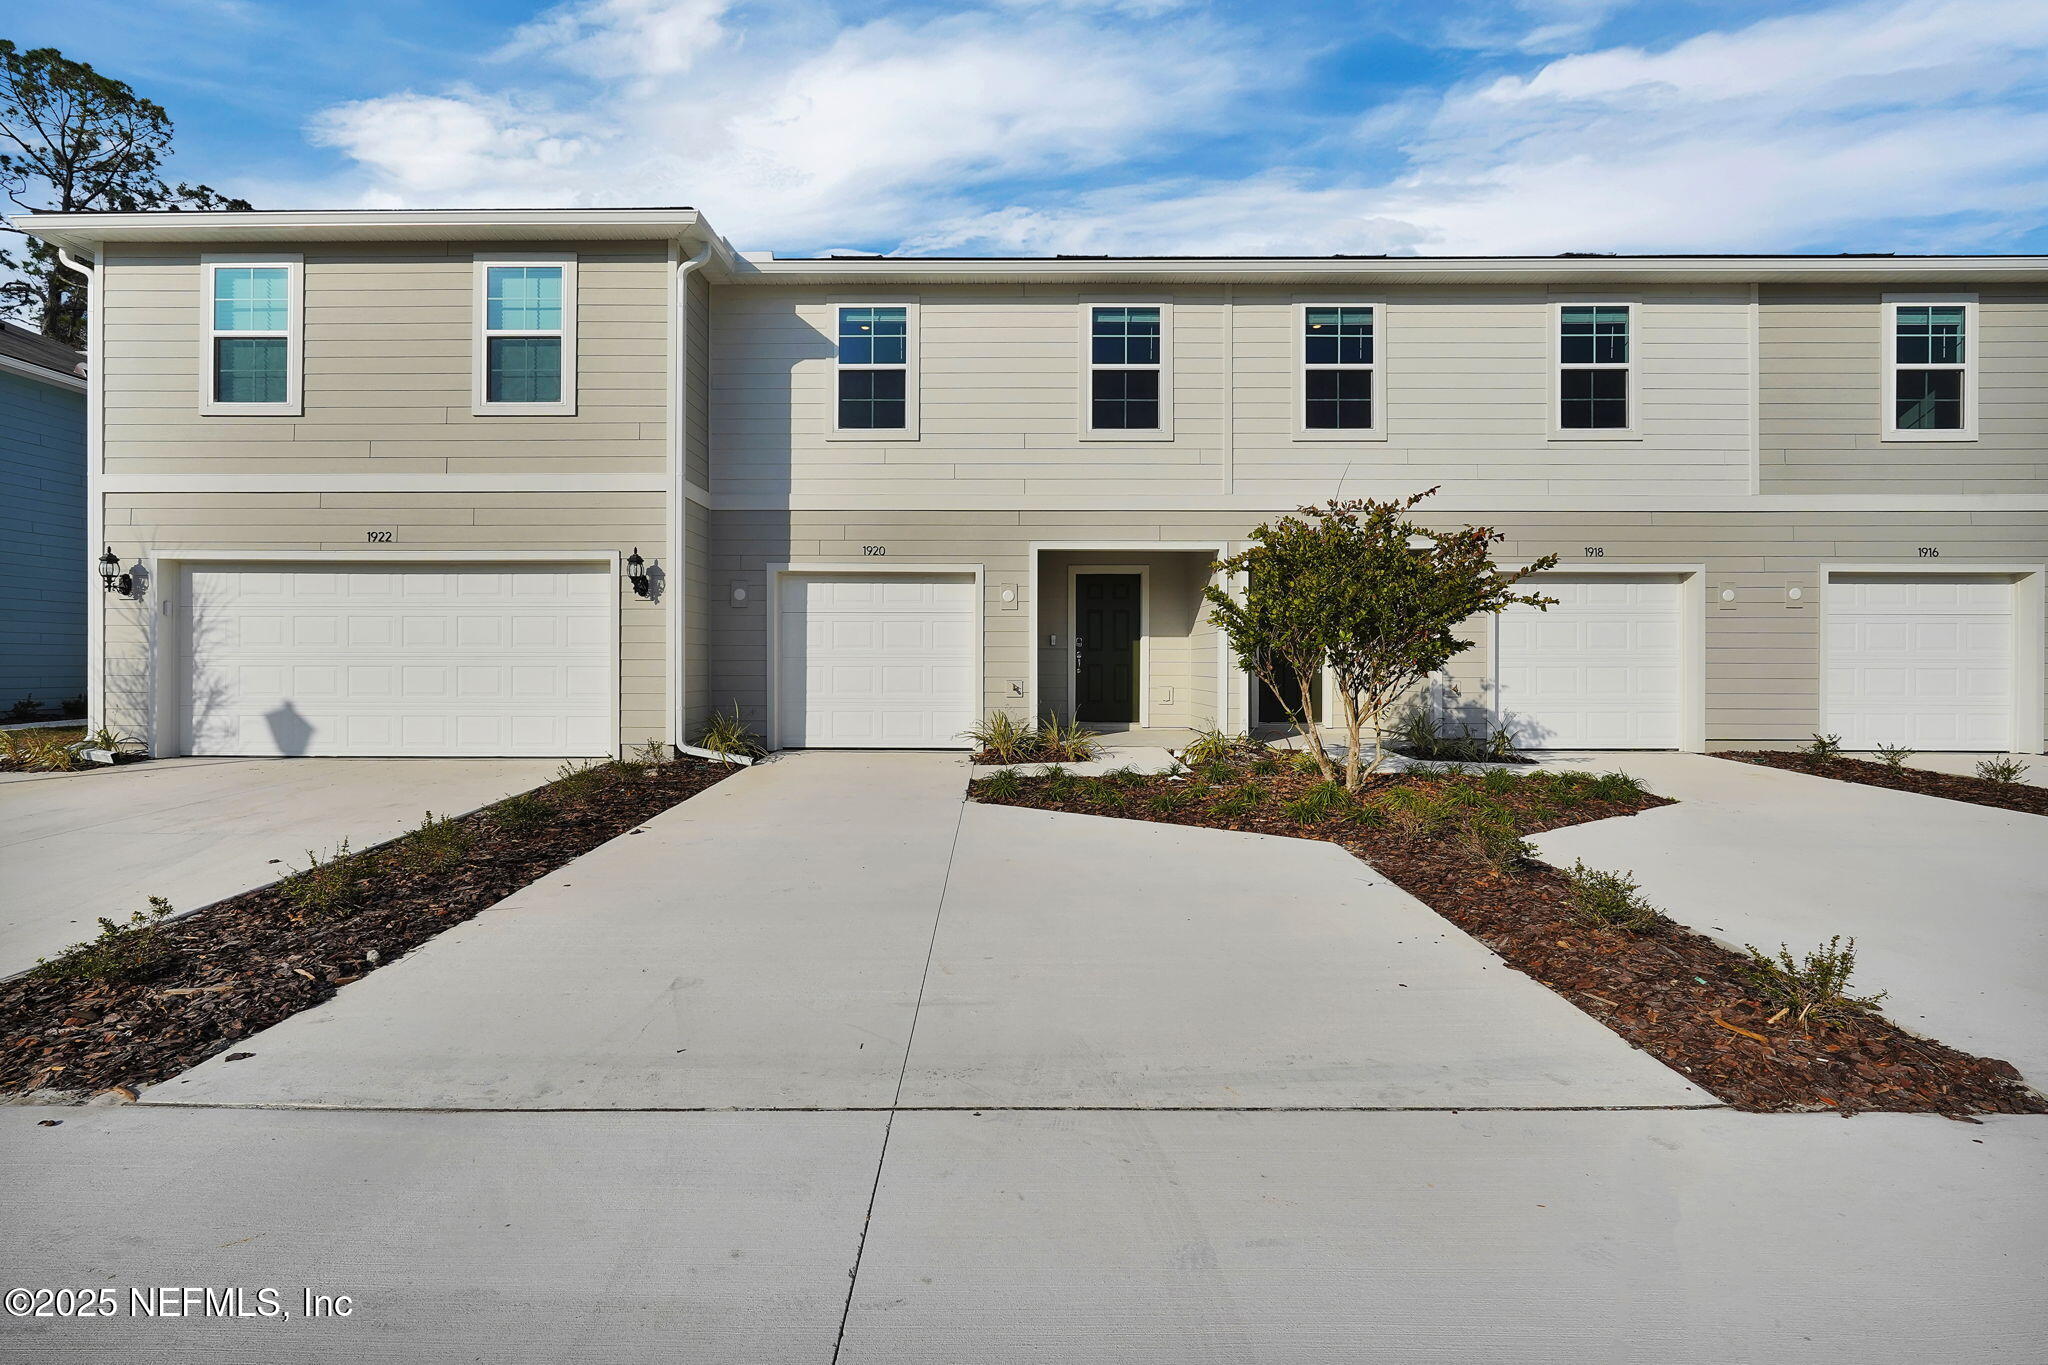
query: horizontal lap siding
[
  {"left": 100, "top": 242, "right": 668, "bottom": 479},
  {"left": 104, "top": 493, "right": 666, "bottom": 752},
  {"left": 0, "top": 371, "right": 87, "bottom": 705},
  {"left": 712, "top": 508, "right": 2045, "bottom": 750},
  {"left": 1760, "top": 283, "right": 2048, "bottom": 494}
]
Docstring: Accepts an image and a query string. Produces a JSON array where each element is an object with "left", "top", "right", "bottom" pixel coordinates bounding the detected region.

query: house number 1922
[{"left": 365, "top": 530, "right": 393, "bottom": 543}]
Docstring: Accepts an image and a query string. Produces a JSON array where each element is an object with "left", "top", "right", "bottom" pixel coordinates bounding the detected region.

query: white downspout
[
  {"left": 668, "top": 238, "right": 717, "bottom": 760},
  {"left": 54, "top": 247, "right": 104, "bottom": 739}
]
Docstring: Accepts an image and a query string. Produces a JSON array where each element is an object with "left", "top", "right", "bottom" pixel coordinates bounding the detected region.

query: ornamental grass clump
[
  {"left": 695, "top": 705, "right": 765, "bottom": 763},
  {"left": 977, "top": 766, "right": 1024, "bottom": 801},
  {"left": 1740, "top": 937, "right": 1887, "bottom": 1025},
  {"left": 1563, "top": 861, "right": 1664, "bottom": 932},
  {"left": 1282, "top": 780, "right": 1352, "bottom": 826},
  {"left": 1177, "top": 728, "right": 1241, "bottom": 767}
]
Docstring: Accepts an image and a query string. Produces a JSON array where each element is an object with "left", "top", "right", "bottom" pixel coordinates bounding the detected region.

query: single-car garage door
[
  {"left": 1494, "top": 575, "right": 1684, "bottom": 749},
  {"left": 184, "top": 562, "right": 613, "bottom": 757},
  {"left": 1827, "top": 574, "right": 2015, "bottom": 752},
  {"left": 776, "top": 572, "right": 976, "bottom": 748}
]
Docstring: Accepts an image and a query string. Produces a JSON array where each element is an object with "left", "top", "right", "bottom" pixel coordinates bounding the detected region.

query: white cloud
[{"left": 296, "top": 0, "right": 2048, "bottom": 256}]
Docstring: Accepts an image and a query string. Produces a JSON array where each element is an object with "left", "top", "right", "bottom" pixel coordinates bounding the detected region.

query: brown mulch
[
  {"left": 1718, "top": 751, "right": 2048, "bottom": 817},
  {"left": 1, "top": 756, "right": 739, "bottom": 1098},
  {"left": 972, "top": 762, "right": 2045, "bottom": 1118}
]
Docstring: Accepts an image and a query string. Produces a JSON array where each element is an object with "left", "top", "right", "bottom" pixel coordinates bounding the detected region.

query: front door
[{"left": 1074, "top": 573, "right": 1141, "bottom": 723}]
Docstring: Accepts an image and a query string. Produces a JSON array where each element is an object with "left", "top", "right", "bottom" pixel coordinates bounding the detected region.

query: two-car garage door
[{"left": 184, "top": 563, "right": 612, "bottom": 757}]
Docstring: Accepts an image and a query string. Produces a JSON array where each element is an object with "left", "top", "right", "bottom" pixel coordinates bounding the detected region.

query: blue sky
[{"left": 13, "top": 0, "right": 2048, "bottom": 256}]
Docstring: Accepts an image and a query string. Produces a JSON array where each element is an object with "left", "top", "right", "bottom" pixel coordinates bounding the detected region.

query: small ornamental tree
[{"left": 1206, "top": 489, "right": 1558, "bottom": 790}]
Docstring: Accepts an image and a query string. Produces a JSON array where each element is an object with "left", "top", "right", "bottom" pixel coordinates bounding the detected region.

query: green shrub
[
  {"left": 962, "top": 711, "right": 1038, "bottom": 764},
  {"left": 1212, "top": 781, "right": 1266, "bottom": 819},
  {"left": 278, "top": 840, "right": 365, "bottom": 919},
  {"left": 1282, "top": 780, "right": 1352, "bottom": 826},
  {"left": 1090, "top": 781, "right": 1130, "bottom": 813},
  {"left": 1871, "top": 743, "right": 1916, "bottom": 769},
  {"left": 1402, "top": 761, "right": 1453, "bottom": 781},
  {"left": 33, "top": 896, "right": 177, "bottom": 984},
  {"left": 1039, "top": 765, "right": 1077, "bottom": 800},
  {"left": 1146, "top": 788, "right": 1191, "bottom": 816},
  {"left": 1563, "top": 861, "right": 1663, "bottom": 931},
  {"left": 1974, "top": 756, "right": 2031, "bottom": 785},
  {"left": 631, "top": 737, "right": 674, "bottom": 765},
  {"left": 550, "top": 759, "right": 613, "bottom": 800},
  {"left": 977, "top": 767, "right": 1024, "bottom": 801},
  {"left": 1288, "top": 748, "right": 1325, "bottom": 776},
  {"left": 1178, "top": 728, "right": 1241, "bottom": 766},
  {"left": 1379, "top": 785, "right": 1451, "bottom": 836},
  {"left": 1038, "top": 713, "right": 1104, "bottom": 762},
  {"left": 1250, "top": 754, "right": 1282, "bottom": 776},
  {"left": 1478, "top": 766, "right": 1521, "bottom": 798},
  {"left": 1739, "top": 936, "right": 1887, "bottom": 1025},
  {"left": 1802, "top": 733, "right": 1844, "bottom": 759},
  {"left": 1197, "top": 759, "right": 1237, "bottom": 786},
  {"left": 489, "top": 792, "right": 555, "bottom": 836},
  {"left": 1101, "top": 765, "right": 1148, "bottom": 788},
  {"left": 399, "top": 810, "right": 473, "bottom": 874},
  {"left": 696, "top": 705, "right": 765, "bottom": 763},
  {"left": 0, "top": 728, "right": 78, "bottom": 772}
]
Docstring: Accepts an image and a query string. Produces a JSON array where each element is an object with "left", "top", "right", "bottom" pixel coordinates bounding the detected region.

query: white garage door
[
  {"left": 1827, "top": 575, "right": 2014, "bottom": 752},
  {"left": 776, "top": 573, "right": 976, "bottom": 748},
  {"left": 1494, "top": 575, "right": 1683, "bottom": 749},
  {"left": 185, "top": 563, "right": 612, "bottom": 757}
]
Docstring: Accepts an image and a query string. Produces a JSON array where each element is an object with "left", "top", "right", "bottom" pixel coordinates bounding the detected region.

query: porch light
[
  {"left": 625, "top": 548, "right": 651, "bottom": 598},
  {"left": 97, "top": 547, "right": 134, "bottom": 598}
]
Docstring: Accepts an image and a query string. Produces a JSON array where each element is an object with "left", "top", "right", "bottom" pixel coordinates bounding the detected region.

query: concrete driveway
[
  {"left": 1532, "top": 752, "right": 2048, "bottom": 1083},
  {"left": 0, "top": 756, "right": 559, "bottom": 976},
  {"left": 5, "top": 751, "right": 2043, "bottom": 1362}
]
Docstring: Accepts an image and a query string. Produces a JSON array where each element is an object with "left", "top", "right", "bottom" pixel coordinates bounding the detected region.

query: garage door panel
[
  {"left": 778, "top": 572, "right": 976, "bottom": 748},
  {"left": 1827, "top": 574, "right": 2014, "bottom": 752},
  {"left": 1494, "top": 575, "right": 1685, "bottom": 750},
  {"left": 185, "top": 563, "right": 612, "bottom": 758}
]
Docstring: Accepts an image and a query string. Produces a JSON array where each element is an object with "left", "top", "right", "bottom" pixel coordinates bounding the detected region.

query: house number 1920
[{"left": 861, "top": 545, "right": 887, "bottom": 556}]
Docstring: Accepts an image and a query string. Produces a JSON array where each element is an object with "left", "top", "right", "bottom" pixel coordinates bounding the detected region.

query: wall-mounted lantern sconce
[
  {"left": 625, "top": 548, "right": 652, "bottom": 599},
  {"left": 97, "top": 547, "right": 135, "bottom": 598}
]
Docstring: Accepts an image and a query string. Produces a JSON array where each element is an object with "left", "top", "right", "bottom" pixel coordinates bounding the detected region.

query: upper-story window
[
  {"left": 201, "top": 255, "right": 301, "bottom": 415},
  {"left": 473, "top": 254, "right": 576, "bottom": 416},
  {"left": 1556, "top": 303, "right": 1631, "bottom": 432},
  {"left": 1886, "top": 298, "right": 1976, "bottom": 440},
  {"left": 834, "top": 303, "right": 916, "bottom": 436},
  {"left": 1084, "top": 303, "right": 1169, "bottom": 437},
  {"left": 1300, "top": 304, "right": 1377, "bottom": 436}
]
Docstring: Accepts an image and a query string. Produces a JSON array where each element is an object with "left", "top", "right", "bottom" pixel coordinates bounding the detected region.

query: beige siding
[
  {"left": 708, "top": 283, "right": 1756, "bottom": 505},
  {"left": 104, "top": 493, "right": 666, "bottom": 752},
  {"left": 1760, "top": 283, "right": 2048, "bottom": 494},
  {"left": 710, "top": 506, "right": 2046, "bottom": 750},
  {"left": 100, "top": 241, "right": 669, "bottom": 478},
  {"left": 1035, "top": 551, "right": 1224, "bottom": 730}
]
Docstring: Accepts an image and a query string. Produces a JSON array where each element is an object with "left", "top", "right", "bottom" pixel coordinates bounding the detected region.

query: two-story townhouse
[{"left": 14, "top": 207, "right": 2046, "bottom": 760}]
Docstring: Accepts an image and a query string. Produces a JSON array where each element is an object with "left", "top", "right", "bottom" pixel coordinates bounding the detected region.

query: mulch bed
[
  {"left": 1718, "top": 751, "right": 2048, "bottom": 818},
  {"left": 1, "top": 756, "right": 739, "bottom": 1098},
  {"left": 972, "top": 760, "right": 2045, "bottom": 1118}
]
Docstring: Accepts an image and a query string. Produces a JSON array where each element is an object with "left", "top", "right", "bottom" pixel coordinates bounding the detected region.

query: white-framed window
[
  {"left": 1296, "top": 301, "right": 1381, "bottom": 439},
  {"left": 1552, "top": 301, "right": 1637, "bottom": 438},
  {"left": 1883, "top": 295, "right": 1977, "bottom": 441},
  {"left": 473, "top": 253, "right": 576, "bottom": 416},
  {"left": 200, "top": 254, "right": 302, "bottom": 415},
  {"left": 831, "top": 300, "right": 918, "bottom": 438},
  {"left": 1080, "top": 301, "right": 1171, "bottom": 439}
]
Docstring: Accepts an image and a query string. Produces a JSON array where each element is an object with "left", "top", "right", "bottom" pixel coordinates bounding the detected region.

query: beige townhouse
[{"left": 13, "top": 207, "right": 2046, "bottom": 760}]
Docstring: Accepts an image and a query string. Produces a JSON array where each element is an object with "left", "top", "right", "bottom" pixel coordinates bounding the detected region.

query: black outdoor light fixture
[
  {"left": 625, "top": 548, "right": 652, "bottom": 598},
  {"left": 97, "top": 547, "right": 135, "bottom": 598}
]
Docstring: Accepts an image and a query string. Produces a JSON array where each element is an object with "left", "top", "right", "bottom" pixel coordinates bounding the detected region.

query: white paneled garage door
[
  {"left": 184, "top": 563, "right": 613, "bottom": 757},
  {"left": 1827, "top": 575, "right": 2015, "bottom": 752},
  {"left": 776, "top": 573, "right": 976, "bottom": 748},
  {"left": 1494, "top": 575, "right": 1684, "bottom": 749}
]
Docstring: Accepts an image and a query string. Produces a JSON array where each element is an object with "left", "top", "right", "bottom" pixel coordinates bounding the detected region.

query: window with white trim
[
  {"left": 1557, "top": 304, "right": 1630, "bottom": 430},
  {"left": 835, "top": 304, "right": 912, "bottom": 433},
  {"left": 202, "top": 257, "right": 300, "bottom": 414},
  {"left": 1886, "top": 300, "right": 1973, "bottom": 438},
  {"left": 1302, "top": 304, "right": 1375, "bottom": 432},
  {"left": 1087, "top": 305, "right": 1164, "bottom": 433},
  {"left": 474, "top": 255, "right": 576, "bottom": 415}
]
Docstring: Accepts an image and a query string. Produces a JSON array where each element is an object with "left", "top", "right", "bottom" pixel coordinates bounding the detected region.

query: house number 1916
[{"left": 1918, "top": 547, "right": 1940, "bottom": 557}]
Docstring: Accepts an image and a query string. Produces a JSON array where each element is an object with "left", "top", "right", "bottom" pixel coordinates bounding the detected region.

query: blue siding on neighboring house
[{"left": 0, "top": 368, "right": 87, "bottom": 711}]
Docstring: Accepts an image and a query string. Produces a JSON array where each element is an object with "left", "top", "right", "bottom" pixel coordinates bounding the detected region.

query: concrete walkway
[
  {"left": 1532, "top": 752, "right": 2048, "bottom": 1084},
  {"left": 149, "top": 752, "right": 1702, "bottom": 1111},
  {"left": 0, "top": 756, "right": 559, "bottom": 976}
]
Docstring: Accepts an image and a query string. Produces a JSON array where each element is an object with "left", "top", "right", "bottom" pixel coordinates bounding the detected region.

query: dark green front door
[{"left": 1074, "top": 573, "right": 1140, "bottom": 723}]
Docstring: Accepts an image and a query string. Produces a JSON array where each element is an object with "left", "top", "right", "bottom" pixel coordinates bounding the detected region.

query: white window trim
[
  {"left": 828, "top": 298, "right": 919, "bottom": 441},
  {"left": 1079, "top": 299, "right": 1173, "bottom": 441},
  {"left": 1293, "top": 298, "right": 1385, "bottom": 441},
  {"left": 199, "top": 253, "right": 302, "bottom": 416},
  {"left": 473, "top": 251, "right": 577, "bottom": 417},
  {"left": 1880, "top": 293, "right": 1978, "bottom": 442},
  {"left": 1549, "top": 299, "right": 1640, "bottom": 442}
]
